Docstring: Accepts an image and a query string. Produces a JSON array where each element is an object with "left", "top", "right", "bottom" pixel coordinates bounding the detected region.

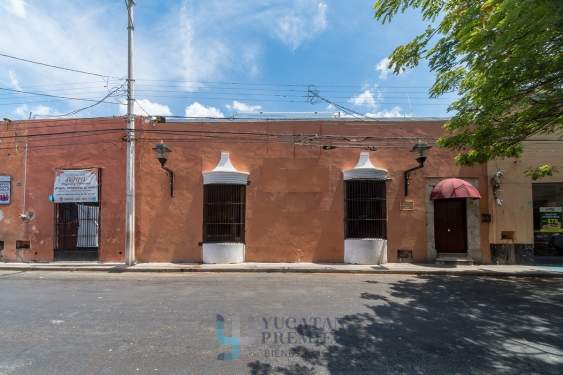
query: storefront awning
[{"left": 430, "top": 178, "right": 481, "bottom": 200}]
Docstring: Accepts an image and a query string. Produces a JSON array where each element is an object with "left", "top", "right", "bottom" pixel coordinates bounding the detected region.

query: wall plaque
[{"left": 400, "top": 200, "right": 415, "bottom": 211}]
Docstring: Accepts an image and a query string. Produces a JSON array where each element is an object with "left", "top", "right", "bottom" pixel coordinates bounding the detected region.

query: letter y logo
[{"left": 215, "top": 314, "right": 241, "bottom": 361}]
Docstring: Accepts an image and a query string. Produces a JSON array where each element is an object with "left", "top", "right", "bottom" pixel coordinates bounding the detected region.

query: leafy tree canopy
[{"left": 374, "top": 0, "right": 563, "bottom": 176}]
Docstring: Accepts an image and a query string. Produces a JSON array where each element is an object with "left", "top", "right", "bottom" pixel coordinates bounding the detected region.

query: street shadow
[{"left": 248, "top": 276, "right": 563, "bottom": 374}]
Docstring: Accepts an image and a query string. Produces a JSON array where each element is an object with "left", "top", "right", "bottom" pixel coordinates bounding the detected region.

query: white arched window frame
[
  {"left": 343, "top": 152, "right": 389, "bottom": 265},
  {"left": 202, "top": 152, "right": 249, "bottom": 264}
]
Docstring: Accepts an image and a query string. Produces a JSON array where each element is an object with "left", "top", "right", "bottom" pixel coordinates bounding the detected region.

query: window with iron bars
[
  {"left": 345, "top": 180, "right": 387, "bottom": 239},
  {"left": 203, "top": 184, "right": 246, "bottom": 243}
]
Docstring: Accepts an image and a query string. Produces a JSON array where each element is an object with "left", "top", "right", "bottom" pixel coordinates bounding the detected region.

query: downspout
[
  {"left": 161, "top": 166, "right": 174, "bottom": 198},
  {"left": 404, "top": 156, "right": 427, "bottom": 196}
]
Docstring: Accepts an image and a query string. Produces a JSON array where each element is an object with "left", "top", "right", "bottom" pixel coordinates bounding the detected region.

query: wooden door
[{"left": 434, "top": 199, "right": 467, "bottom": 253}]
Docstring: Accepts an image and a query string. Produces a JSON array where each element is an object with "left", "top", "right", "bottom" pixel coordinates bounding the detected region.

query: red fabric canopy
[{"left": 430, "top": 178, "right": 481, "bottom": 200}]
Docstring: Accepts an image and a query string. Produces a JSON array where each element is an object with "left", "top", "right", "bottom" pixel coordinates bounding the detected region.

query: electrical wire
[
  {"left": 0, "top": 52, "right": 123, "bottom": 79},
  {"left": 0, "top": 86, "right": 124, "bottom": 105},
  {"left": 0, "top": 125, "right": 440, "bottom": 143},
  {"left": 133, "top": 99, "right": 151, "bottom": 116},
  {"left": 134, "top": 78, "right": 433, "bottom": 89},
  {"left": 38, "top": 83, "right": 126, "bottom": 118}
]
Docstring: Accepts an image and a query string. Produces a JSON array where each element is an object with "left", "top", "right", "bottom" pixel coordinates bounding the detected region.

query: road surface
[{"left": 0, "top": 271, "right": 562, "bottom": 374}]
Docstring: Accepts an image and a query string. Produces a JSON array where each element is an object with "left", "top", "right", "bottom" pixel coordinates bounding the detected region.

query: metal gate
[{"left": 54, "top": 202, "right": 100, "bottom": 261}]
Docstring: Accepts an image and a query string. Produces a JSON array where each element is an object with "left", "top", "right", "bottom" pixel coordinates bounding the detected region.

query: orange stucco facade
[
  {"left": 0, "top": 117, "right": 491, "bottom": 263},
  {"left": 0, "top": 117, "right": 126, "bottom": 262}
]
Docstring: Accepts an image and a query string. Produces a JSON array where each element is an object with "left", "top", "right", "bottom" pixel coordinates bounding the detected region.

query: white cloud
[
  {"left": 271, "top": 0, "right": 328, "bottom": 50},
  {"left": 2, "top": 0, "right": 26, "bottom": 18},
  {"left": 0, "top": 0, "right": 126, "bottom": 118},
  {"left": 166, "top": 2, "right": 231, "bottom": 91},
  {"left": 226, "top": 101, "right": 262, "bottom": 114},
  {"left": 14, "top": 104, "right": 59, "bottom": 118},
  {"left": 349, "top": 89, "right": 377, "bottom": 108},
  {"left": 119, "top": 99, "right": 172, "bottom": 116},
  {"left": 185, "top": 102, "right": 224, "bottom": 118},
  {"left": 0, "top": 0, "right": 330, "bottom": 117},
  {"left": 332, "top": 106, "right": 407, "bottom": 118},
  {"left": 347, "top": 85, "right": 409, "bottom": 117},
  {"left": 313, "top": 2, "right": 328, "bottom": 30},
  {"left": 366, "top": 106, "right": 407, "bottom": 118},
  {"left": 375, "top": 57, "right": 405, "bottom": 80},
  {"left": 241, "top": 45, "right": 261, "bottom": 78},
  {"left": 8, "top": 70, "right": 22, "bottom": 91}
]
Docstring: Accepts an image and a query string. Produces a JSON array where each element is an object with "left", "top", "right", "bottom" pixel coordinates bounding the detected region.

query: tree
[{"left": 374, "top": 0, "right": 563, "bottom": 175}]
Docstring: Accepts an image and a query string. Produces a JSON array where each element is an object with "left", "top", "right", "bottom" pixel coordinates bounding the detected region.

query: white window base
[
  {"left": 344, "top": 239, "right": 387, "bottom": 265},
  {"left": 202, "top": 243, "right": 245, "bottom": 264}
]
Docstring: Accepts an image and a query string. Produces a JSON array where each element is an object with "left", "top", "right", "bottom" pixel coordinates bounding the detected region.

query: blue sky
[{"left": 0, "top": 0, "right": 454, "bottom": 119}]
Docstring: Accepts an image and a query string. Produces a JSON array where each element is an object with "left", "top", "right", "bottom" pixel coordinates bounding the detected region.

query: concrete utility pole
[{"left": 125, "top": 0, "right": 136, "bottom": 266}]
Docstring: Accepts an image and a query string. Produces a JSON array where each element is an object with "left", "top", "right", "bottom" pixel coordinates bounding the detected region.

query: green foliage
[
  {"left": 525, "top": 164, "right": 557, "bottom": 180},
  {"left": 374, "top": 0, "right": 563, "bottom": 165}
]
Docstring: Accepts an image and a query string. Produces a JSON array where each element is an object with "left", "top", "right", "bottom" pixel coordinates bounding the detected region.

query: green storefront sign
[{"left": 539, "top": 207, "right": 563, "bottom": 233}]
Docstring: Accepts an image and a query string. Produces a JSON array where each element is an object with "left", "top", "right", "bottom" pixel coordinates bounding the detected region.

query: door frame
[
  {"left": 53, "top": 168, "right": 102, "bottom": 261},
  {"left": 425, "top": 178, "right": 482, "bottom": 262}
]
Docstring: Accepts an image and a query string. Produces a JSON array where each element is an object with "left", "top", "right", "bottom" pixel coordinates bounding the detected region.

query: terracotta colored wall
[
  {"left": 136, "top": 120, "right": 490, "bottom": 263},
  {"left": 0, "top": 121, "right": 27, "bottom": 260},
  {"left": 0, "top": 118, "right": 126, "bottom": 262},
  {"left": 2, "top": 117, "right": 491, "bottom": 264}
]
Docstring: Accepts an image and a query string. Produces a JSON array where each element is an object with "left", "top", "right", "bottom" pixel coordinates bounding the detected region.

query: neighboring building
[
  {"left": 0, "top": 117, "right": 126, "bottom": 262},
  {"left": 488, "top": 134, "right": 563, "bottom": 264},
  {"left": 0, "top": 117, "right": 492, "bottom": 264}
]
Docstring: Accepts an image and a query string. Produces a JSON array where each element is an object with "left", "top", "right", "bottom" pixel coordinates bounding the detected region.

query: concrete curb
[{"left": 1, "top": 264, "right": 562, "bottom": 277}]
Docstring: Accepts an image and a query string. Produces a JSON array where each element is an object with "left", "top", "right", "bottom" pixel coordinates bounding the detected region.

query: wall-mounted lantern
[
  {"left": 152, "top": 141, "right": 174, "bottom": 197},
  {"left": 404, "top": 139, "right": 431, "bottom": 196}
]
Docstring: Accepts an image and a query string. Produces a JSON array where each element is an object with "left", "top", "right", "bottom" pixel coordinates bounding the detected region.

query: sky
[{"left": 0, "top": 0, "right": 455, "bottom": 120}]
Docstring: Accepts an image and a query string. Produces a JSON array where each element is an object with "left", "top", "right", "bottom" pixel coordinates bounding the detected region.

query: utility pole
[{"left": 125, "top": 0, "right": 136, "bottom": 266}]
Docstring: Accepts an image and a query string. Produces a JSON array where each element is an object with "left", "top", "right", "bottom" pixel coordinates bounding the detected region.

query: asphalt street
[{"left": 0, "top": 271, "right": 562, "bottom": 375}]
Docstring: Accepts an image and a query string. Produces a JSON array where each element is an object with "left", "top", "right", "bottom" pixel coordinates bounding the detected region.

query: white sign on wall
[
  {"left": 0, "top": 176, "right": 11, "bottom": 205},
  {"left": 53, "top": 169, "right": 99, "bottom": 203}
]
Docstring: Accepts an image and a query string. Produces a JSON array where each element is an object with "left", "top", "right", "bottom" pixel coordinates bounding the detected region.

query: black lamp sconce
[
  {"left": 404, "top": 139, "right": 432, "bottom": 196},
  {"left": 152, "top": 141, "right": 174, "bottom": 197}
]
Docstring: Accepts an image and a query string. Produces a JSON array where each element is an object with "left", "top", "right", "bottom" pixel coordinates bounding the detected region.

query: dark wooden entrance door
[{"left": 434, "top": 199, "right": 467, "bottom": 253}]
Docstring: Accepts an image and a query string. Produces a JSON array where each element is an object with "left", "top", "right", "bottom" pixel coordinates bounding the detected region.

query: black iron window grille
[
  {"left": 345, "top": 180, "right": 387, "bottom": 239},
  {"left": 203, "top": 184, "right": 246, "bottom": 243}
]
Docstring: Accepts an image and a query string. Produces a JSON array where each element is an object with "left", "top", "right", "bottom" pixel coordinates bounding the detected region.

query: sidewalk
[{"left": 1, "top": 262, "right": 563, "bottom": 276}]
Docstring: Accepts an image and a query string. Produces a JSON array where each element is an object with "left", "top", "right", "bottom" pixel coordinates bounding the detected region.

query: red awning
[{"left": 430, "top": 178, "right": 481, "bottom": 200}]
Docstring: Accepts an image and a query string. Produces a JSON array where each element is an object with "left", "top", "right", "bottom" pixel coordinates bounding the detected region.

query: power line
[
  {"left": 0, "top": 125, "right": 440, "bottom": 141},
  {"left": 0, "top": 139, "right": 123, "bottom": 151},
  {"left": 129, "top": 91, "right": 452, "bottom": 101},
  {"left": 0, "top": 84, "right": 122, "bottom": 96},
  {"left": 0, "top": 86, "right": 123, "bottom": 105},
  {"left": 134, "top": 78, "right": 433, "bottom": 89},
  {"left": 134, "top": 98, "right": 151, "bottom": 116},
  {"left": 306, "top": 85, "right": 366, "bottom": 118},
  {"left": 0, "top": 99, "right": 69, "bottom": 107},
  {"left": 0, "top": 52, "right": 123, "bottom": 79},
  {"left": 38, "top": 83, "right": 126, "bottom": 118}
]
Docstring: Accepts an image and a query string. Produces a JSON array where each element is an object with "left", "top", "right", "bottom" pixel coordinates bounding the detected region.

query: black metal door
[{"left": 54, "top": 203, "right": 99, "bottom": 261}]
